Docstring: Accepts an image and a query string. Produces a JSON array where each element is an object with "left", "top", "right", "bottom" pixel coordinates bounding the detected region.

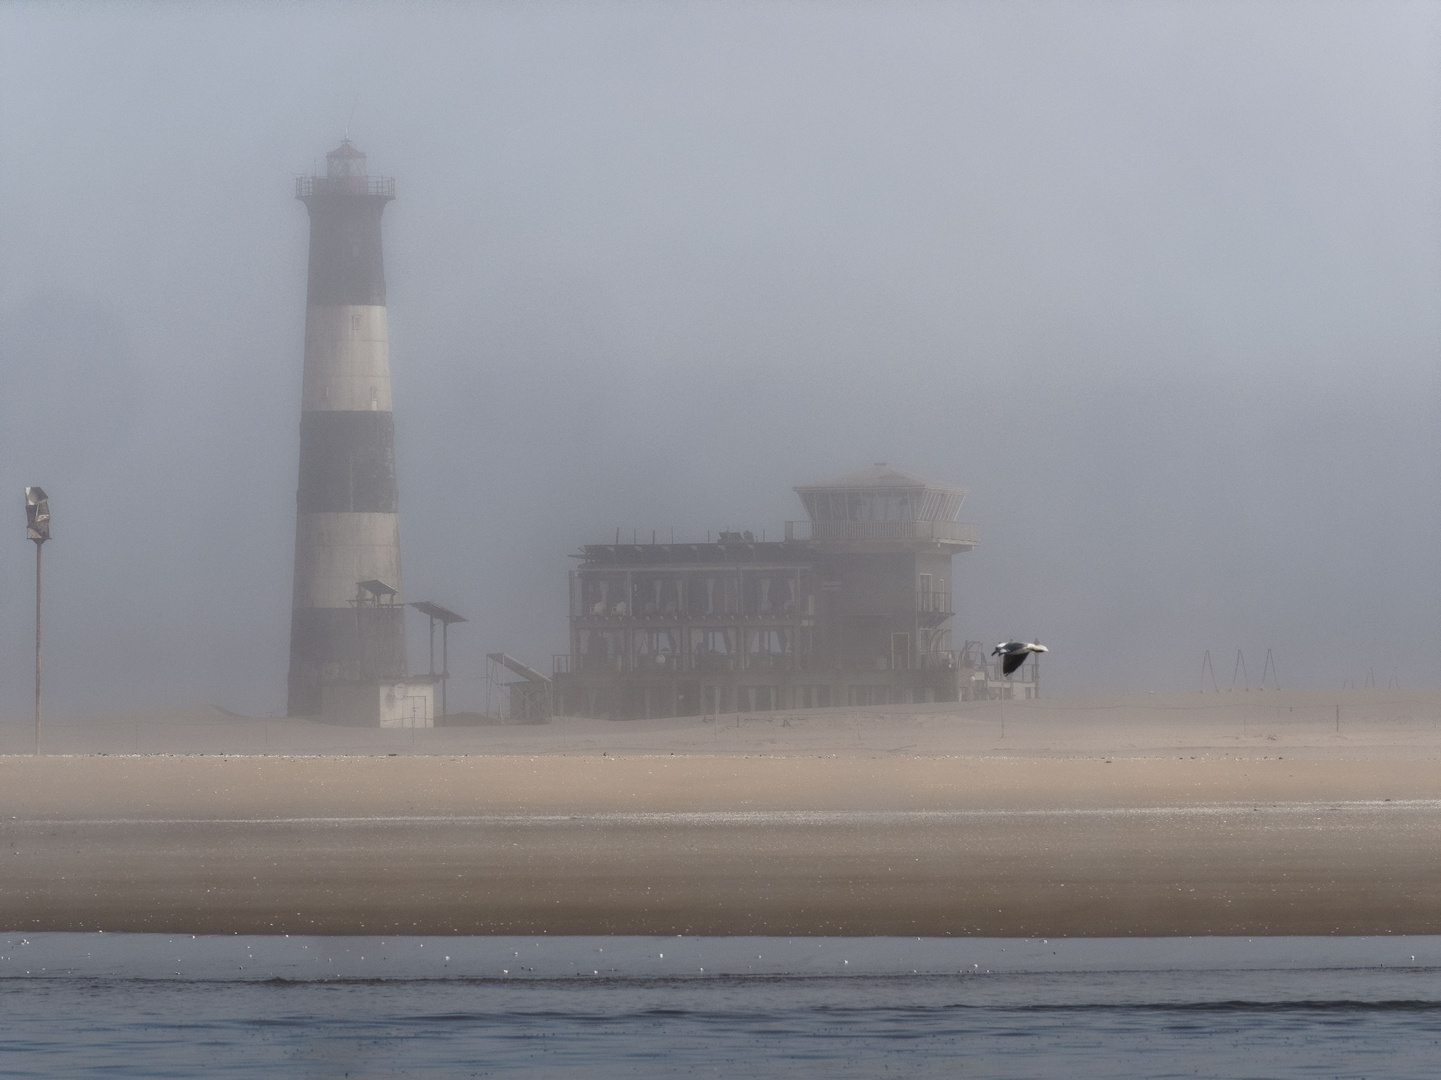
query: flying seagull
[{"left": 992, "top": 640, "right": 1047, "bottom": 676}]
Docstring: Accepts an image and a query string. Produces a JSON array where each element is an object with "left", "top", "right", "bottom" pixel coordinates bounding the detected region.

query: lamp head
[{"left": 24, "top": 487, "right": 49, "bottom": 542}]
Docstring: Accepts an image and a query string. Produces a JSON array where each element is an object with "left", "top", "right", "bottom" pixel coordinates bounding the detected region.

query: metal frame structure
[
  {"left": 487, "top": 652, "right": 553, "bottom": 723},
  {"left": 410, "top": 601, "right": 466, "bottom": 719}
]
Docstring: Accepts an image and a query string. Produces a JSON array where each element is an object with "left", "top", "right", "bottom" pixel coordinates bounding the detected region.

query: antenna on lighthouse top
[{"left": 346, "top": 93, "right": 359, "bottom": 140}]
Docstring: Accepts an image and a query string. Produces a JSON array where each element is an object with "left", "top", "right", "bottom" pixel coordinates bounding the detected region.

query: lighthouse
[{"left": 287, "top": 139, "right": 431, "bottom": 725}]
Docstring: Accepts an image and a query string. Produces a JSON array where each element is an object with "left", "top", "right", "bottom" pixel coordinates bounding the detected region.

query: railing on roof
[
  {"left": 296, "top": 176, "right": 396, "bottom": 199},
  {"left": 784, "top": 519, "right": 978, "bottom": 545}
]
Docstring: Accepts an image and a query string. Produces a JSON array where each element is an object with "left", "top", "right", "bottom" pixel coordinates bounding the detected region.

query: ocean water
[{"left": 2, "top": 935, "right": 1440, "bottom": 1078}]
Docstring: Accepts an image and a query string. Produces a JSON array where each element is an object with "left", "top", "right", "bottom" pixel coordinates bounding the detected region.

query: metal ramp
[{"left": 485, "top": 653, "right": 552, "bottom": 723}]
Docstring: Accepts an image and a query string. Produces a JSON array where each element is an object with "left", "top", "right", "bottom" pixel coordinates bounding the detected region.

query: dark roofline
[
  {"left": 794, "top": 463, "right": 964, "bottom": 494},
  {"left": 576, "top": 541, "right": 814, "bottom": 566}
]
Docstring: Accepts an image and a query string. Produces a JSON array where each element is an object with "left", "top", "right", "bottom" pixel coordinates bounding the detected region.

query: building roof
[
  {"left": 409, "top": 600, "right": 467, "bottom": 624},
  {"left": 794, "top": 463, "right": 963, "bottom": 494},
  {"left": 328, "top": 138, "right": 366, "bottom": 159},
  {"left": 577, "top": 541, "right": 812, "bottom": 567}
]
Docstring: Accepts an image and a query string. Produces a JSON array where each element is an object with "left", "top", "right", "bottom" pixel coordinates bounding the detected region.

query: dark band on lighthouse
[{"left": 296, "top": 412, "right": 398, "bottom": 513}]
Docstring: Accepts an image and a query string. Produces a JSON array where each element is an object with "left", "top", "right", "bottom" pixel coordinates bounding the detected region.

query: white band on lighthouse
[{"left": 301, "top": 305, "right": 393, "bottom": 413}]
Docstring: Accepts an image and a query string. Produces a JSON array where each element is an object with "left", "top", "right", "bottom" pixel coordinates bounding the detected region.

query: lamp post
[{"left": 25, "top": 488, "right": 49, "bottom": 756}]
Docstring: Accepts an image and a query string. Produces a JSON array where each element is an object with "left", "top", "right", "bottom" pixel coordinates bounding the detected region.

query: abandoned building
[{"left": 549, "top": 464, "right": 1041, "bottom": 720}]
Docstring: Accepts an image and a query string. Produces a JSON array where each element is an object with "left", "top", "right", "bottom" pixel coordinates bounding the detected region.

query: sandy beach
[{"left": 4, "top": 688, "right": 1441, "bottom": 935}]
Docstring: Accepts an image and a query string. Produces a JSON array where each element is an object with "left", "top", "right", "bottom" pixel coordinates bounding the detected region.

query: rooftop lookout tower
[{"left": 787, "top": 463, "right": 978, "bottom": 552}]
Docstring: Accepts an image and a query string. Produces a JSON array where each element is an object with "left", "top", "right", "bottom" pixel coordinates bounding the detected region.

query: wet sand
[{"left": 4, "top": 689, "right": 1441, "bottom": 935}]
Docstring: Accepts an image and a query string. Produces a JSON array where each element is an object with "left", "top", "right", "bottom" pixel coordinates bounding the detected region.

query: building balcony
[
  {"left": 916, "top": 589, "right": 953, "bottom": 627},
  {"left": 556, "top": 652, "right": 832, "bottom": 677},
  {"left": 555, "top": 650, "right": 983, "bottom": 680},
  {"left": 784, "top": 519, "right": 978, "bottom": 548},
  {"left": 917, "top": 589, "right": 952, "bottom": 613},
  {"left": 572, "top": 605, "right": 803, "bottom": 622}
]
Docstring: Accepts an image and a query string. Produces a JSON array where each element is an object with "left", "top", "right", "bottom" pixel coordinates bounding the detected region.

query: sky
[{"left": 0, "top": 1, "right": 1438, "bottom": 719}]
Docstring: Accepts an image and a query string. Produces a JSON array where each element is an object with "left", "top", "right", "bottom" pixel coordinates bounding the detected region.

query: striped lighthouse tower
[{"left": 287, "top": 139, "right": 409, "bottom": 718}]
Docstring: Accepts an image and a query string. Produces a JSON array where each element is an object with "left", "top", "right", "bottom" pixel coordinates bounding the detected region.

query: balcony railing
[
  {"left": 559, "top": 652, "right": 832, "bottom": 676},
  {"left": 917, "top": 590, "right": 953, "bottom": 615},
  {"left": 573, "top": 606, "right": 808, "bottom": 622},
  {"left": 572, "top": 593, "right": 949, "bottom": 624},
  {"left": 558, "top": 653, "right": 985, "bottom": 676},
  {"left": 785, "top": 519, "right": 978, "bottom": 546},
  {"left": 296, "top": 176, "right": 396, "bottom": 199}
]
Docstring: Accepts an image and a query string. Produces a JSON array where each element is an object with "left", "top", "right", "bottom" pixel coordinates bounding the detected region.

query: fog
[{"left": 0, "top": 2, "right": 1437, "bottom": 720}]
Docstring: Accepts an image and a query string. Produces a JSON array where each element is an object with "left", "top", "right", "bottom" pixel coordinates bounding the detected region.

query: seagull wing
[{"left": 1001, "top": 652, "right": 1027, "bottom": 676}]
